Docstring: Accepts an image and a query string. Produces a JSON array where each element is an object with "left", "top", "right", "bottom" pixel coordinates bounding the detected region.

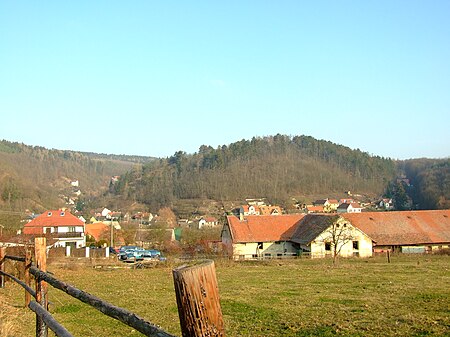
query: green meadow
[{"left": 1, "top": 255, "right": 449, "bottom": 336}]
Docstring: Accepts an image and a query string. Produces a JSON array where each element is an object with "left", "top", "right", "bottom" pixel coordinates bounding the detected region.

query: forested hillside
[
  {"left": 402, "top": 159, "right": 450, "bottom": 209},
  {"left": 112, "top": 135, "right": 397, "bottom": 210},
  {"left": 0, "top": 140, "right": 154, "bottom": 212}
]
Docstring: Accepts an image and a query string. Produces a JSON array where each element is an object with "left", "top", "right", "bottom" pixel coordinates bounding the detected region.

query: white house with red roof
[
  {"left": 337, "top": 202, "right": 363, "bottom": 213},
  {"left": 197, "top": 217, "right": 219, "bottom": 229},
  {"left": 23, "top": 209, "right": 86, "bottom": 248}
]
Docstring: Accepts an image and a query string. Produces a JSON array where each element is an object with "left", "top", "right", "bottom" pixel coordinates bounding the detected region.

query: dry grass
[
  {"left": 0, "top": 255, "right": 449, "bottom": 336},
  {"left": 0, "top": 291, "right": 25, "bottom": 337}
]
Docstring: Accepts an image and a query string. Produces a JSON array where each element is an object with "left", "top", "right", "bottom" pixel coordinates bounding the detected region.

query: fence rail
[{"left": 0, "top": 239, "right": 225, "bottom": 337}]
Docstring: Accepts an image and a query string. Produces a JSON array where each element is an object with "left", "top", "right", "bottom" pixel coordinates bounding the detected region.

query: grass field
[{"left": 1, "top": 255, "right": 449, "bottom": 336}]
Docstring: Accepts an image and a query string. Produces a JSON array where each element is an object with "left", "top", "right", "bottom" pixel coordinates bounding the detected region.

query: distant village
[{"left": 1, "top": 176, "right": 449, "bottom": 262}]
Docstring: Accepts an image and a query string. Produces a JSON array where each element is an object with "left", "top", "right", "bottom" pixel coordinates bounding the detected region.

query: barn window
[
  {"left": 353, "top": 241, "right": 359, "bottom": 250},
  {"left": 325, "top": 242, "right": 331, "bottom": 251}
]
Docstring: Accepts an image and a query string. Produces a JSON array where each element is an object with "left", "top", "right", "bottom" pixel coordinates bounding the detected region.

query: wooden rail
[
  {"left": 28, "top": 301, "right": 73, "bottom": 337},
  {"left": 29, "top": 266, "right": 176, "bottom": 337},
  {"left": 0, "top": 239, "right": 225, "bottom": 337}
]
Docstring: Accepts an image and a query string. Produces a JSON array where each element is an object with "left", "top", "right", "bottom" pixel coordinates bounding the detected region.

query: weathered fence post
[
  {"left": 173, "top": 260, "right": 225, "bottom": 337},
  {"left": 25, "top": 247, "right": 32, "bottom": 306},
  {"left": 387, "top": 250, "right": 391, "bottom": 264},
  {"left": 35, "top": 237, "right": 48, "bottom": 337},
  {"left": 0, "top": 246, "right": 6, "bottom": 288}
]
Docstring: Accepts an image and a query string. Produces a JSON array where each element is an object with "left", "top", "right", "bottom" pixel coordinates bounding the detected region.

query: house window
[
  {"left": 353, "top": 241, "right": 359, "bottom": 250},
  {"left": 47, "top": 212, "right": 52, "bottom": 216},
  {"left": 257, "top": 242, "right": 263, "bottom": 250},
  {"left": 325, "top": 242, "right": 331, "bottom": 251},
  {"left": 68, "top": 226, "right": 76, "bottom": 233},
  {"left": 60, "top": 211, "right": 65, "bottom": 216}
]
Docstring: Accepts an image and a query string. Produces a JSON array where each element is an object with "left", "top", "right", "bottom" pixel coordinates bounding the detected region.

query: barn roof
[
  {"left": 291, "top": 214, "right": 340, "bottom": 244},
  {"left": 341, "top": 210, "right": 450, "bottom": 245},
  {"left": 226, "top": 214, "right": 305, "bottom": 243},
  {"left": 85, "top": 222, "right": 109, "bottom": 241}
]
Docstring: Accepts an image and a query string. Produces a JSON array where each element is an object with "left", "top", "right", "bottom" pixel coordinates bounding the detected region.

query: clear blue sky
[{"left": 1, "top": 1, "right": 449, "bottom": 159}]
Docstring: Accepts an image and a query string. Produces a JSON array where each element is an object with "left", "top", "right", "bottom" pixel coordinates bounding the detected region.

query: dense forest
[
  {"left": 402, "top": 159, "right": 450, "bottom": 209},
  {"left": 1, "top": 137, "right": 448, "bottom": 217},
  {"left": 0, "top": 140, "right": 153, "bottom": 212},
  {"left": 112, "top": 135, "right": 398, "bottom": 210}
]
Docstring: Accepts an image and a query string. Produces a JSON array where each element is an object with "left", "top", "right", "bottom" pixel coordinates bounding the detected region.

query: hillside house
[
  {"left": 259, "top": 205, "right": 282, "bottom": 216},
  {"left": 239, "top": 205, "right": 260, "bottom": 218},
  {"left": 342, "top": 210, "right": 450, "bottom": 253},
  {"left": 291, "top": 214, "right": 373, "bottom": 258},
  {"left": 378, "top": 198, "right": 394, "bottom": 211},
  {"left": 197, "top": 217, "right": 219, "bottom": 229},
  {"left": 337, "top": 202, "right": 363, "bottom": 213},
  {"left": 306, "top": 205, "right": 325, "bottom": 214},
  {"left": 23, "top": 209, "right": 86, "bottom": 248}
]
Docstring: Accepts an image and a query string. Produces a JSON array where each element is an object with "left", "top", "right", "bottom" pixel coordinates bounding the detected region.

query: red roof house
[{"left": 23, "top": 209, "right": 86, "bottom": 248}]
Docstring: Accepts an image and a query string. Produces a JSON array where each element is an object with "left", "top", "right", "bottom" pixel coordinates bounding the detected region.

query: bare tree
[{"left": 322, "top": 221, "right": 355, "bottom": 264}]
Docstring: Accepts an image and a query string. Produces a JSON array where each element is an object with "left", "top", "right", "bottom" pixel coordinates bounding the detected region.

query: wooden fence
[{"left": 0, "top": 238, "right": 225, "bottom": 337}]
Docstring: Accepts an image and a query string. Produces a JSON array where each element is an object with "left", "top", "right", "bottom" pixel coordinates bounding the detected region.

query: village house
[
  {"left": 239, "top": 204, "right": 283, "bottom": 220},
  {"left": 85, "top": 222, "right": 110, "bottom": 242},
  {"left": 259, "top": 205, "right": 282, "bottom": 216},
  {"left": 337, "top": 202, "right": 363, "bottom": 213},
  {"left": 239, "top": 205, "right": 260, "bottom": 218},
  {"left": 23, "top": 209, "right": 86, "bottom": 248},
  {"left": 378, "top": 198, "right": 394, "bottom": 211},
  {"left": 342, "top": 210, "right": 450, "bottom": 253},
  {"left": 197, "top": 217, "right": 219, "bottom": 229},
  {"left": 306, "top": 205, "right": 325, "bottom": 214}
]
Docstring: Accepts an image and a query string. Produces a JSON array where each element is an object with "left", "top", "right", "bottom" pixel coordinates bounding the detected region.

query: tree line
[{"left": 112, "top": 134, "right": 398, "bottom": 210}]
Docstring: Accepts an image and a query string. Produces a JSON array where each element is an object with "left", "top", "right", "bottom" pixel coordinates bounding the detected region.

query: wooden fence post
[
  {"left": 25, "top": 247, "right": 32, "bottom": 307},
  {"left": 173, "top": 260, "right": 225, "bottom": 337},
  {"left": 0, "top": 246, "right": 6, "bottom": 288},
  {"left": 35, "top": 238, "right": 48, "bottom": 337},
  {"left": 387, "top": 250, "right": 391, "bottom": 264}
]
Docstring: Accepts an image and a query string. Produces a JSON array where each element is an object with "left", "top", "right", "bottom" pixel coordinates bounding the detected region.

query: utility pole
[{"left": 110, "top": 221, "right": 114, "bottom": 248}]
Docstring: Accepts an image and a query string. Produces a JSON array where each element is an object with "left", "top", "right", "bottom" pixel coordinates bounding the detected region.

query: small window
[
  {"left": 325, "top": 242, "right": 331, "bottom": 251},
  {"left": 257, "top": 242, "right": 263, "bottom": 249},
  {"left": 47, "top": 212, "right": 52, "bottom": 216},
  {"left": 353, "top": 241, "right": 359, "bottom": 250},
  {"left": 60, "top": 211, "right": 65, "bottom": 216}
]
